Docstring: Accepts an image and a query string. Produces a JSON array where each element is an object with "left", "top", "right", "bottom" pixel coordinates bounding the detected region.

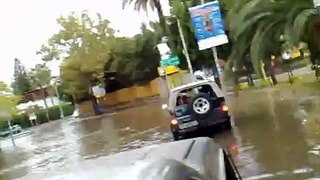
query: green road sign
[{"left": 160, "top": 56, "right": 180, "bottom": 67}]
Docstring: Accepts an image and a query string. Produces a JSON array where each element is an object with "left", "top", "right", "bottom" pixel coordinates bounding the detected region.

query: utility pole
[
  {"left": 200, "top": 0, "right": 223, "bottom": 88},
  {"left": 212, "top": 47, "right": 222, "bottom": 88},
  {"left": 177, "top": 19, "right": 195, "bottom": 81},
  {"left": 157, "top": 37, "right": 173, "bottom": 91}
]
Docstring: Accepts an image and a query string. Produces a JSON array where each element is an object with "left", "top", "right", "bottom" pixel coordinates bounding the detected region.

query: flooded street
[{"left": 1, "top": 84, "right": 320, "bottom": 179}]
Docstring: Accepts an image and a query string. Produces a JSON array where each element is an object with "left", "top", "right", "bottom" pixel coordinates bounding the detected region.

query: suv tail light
[
  {"left": 221, "top": 101, "right": 229, "bottom": 112},
  {"left": 222, "top": 105, "right": 229, "bottom": 112},
  {"left": 171, "top": 119, "right": 178, "bottom": 125}
]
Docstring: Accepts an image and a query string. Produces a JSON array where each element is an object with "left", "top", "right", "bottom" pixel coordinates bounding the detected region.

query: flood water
[{"left": 1, "top": 83, "right": 320, "bottom": 179}]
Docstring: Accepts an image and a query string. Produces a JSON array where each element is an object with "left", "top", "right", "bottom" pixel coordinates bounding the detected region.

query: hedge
[{"left": 0, "top": 104, "right": 75, "bottom": 131}]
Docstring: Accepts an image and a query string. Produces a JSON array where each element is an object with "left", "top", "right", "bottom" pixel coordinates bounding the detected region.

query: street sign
[
  {"left": 189, "top": 1, "right": 228, "bottom": 50},
  {"left": 160, "top": 56, "right": 180, "bottom": 67},
  {"left": 157, "top": 66, "right": 180, "bottom": 76},
  {"left": 92, "top": 85, "right": 106, "bottom": 98}
]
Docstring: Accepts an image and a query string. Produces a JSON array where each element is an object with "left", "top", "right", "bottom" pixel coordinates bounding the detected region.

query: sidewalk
[
  {"left": 276, "top": 66, "right": 313, "bottom": 81},
  {"left": 224, "top": 66, "right": 315, "bottom": 94}
]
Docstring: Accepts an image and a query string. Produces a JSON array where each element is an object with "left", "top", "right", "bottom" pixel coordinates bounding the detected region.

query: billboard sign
[{"left": 189, "top": 1, "right": 228, "bottom": 50}]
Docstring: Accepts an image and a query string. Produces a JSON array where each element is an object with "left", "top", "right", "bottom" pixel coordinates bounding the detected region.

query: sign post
[
  {"left": 177, "top": 19, "right": 194, "bottom": 80},
  {"left": 189, "top": 1, "right": 228, "bottom": 88},
  {"left": 157, "top": 39, "right": 181, "bottom": 90}
]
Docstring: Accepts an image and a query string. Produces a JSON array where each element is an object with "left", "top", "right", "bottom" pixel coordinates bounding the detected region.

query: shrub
[
  {"left": 0, "top": 104, "right": 76, "bottom": 130},
  {"left": 61, "top": 104, "right": 75, "bottom": 116},
  {"left": 0, "top": 120, "right": 7, "bottom": 131},
  {"left": 11, "top": 114, "right": 30, "bottom": 127}
]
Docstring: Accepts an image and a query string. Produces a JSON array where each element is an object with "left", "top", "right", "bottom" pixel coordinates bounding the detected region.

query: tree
[
  {"left": 38, "top": 12, "right": 117, "bottom": 115},
  {"left": 28, "top": 64, "right": 52, "bottom": 121},
  {"left": 29, "top": 64, "right": 51, "bottom": 89},
  {"left": 122, "top": 0, "right": 168, "bottom": 37},
  {"left": 0, "top": 82, "right": 20, "bottom": 121},
  {"left": 168, "top": 0, "right": 229, "bottom": 73},
  {"left": 0, "top": 86, "right": 19, "bottom": 148},
  {"left": 38, "top": 12, "right": 114, "bottom": 92},
  {"left": 12, "top": 58, "right": 32, "bottom": 95},
  {"left": 12, "top": 72, "right": 32, "bottom": 95},
  {"left": 60, "top": 60, "right": 89, "bottom": 100},
  {"left": 41, "top": 12, "right": 162, "bottom": 94},
  {"left": 106, "top": 24, "right": 161, "bottom": 85},
  {"left": 226, "top": 0, "right": 319, "bottom": 80}
]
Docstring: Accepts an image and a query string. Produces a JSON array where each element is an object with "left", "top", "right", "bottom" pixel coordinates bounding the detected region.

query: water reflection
[
  {"left": 218, "top": 89, "right": 318, "bottom": 179},
  {"left": 1, "top": 85, "right": 320, "bottom": 179},
  {"left": 0, "top": 147, "right": 29, "bottom": 179}
]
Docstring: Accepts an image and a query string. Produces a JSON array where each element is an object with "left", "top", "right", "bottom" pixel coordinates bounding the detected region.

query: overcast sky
[{"left": 0, "top": 0, "right": 170, "bottom": 85}]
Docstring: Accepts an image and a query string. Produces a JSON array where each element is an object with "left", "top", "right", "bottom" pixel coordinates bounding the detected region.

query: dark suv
[{"left": 163, "top": 80, "right": 231, "bottom": 140}]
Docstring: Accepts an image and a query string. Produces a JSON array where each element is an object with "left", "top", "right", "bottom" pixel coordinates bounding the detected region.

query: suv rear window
[
  {"left": 176, "top": 85, "right": 217, "bottom": 106},
  {"left": 174, "top": 85, "right": 218, "bottom": 117}
]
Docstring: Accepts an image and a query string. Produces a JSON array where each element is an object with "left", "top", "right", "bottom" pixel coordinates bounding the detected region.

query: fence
[
  {"left": 78, "top": 71, "right": 194, "bottom": 116},
  {"left": 101, "top": 78, "right": 160, "bottom": 106}
]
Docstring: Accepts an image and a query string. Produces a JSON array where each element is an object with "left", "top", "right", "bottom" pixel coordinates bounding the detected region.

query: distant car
[
  {"left": 0, "top": 125, "right": 22, "bottom": 138},
  {"left": 10, "top": 124, "right": 22, "bottom": 133},
  {"left": 39, "top": 137, "right": 241, "bottom": 180},
  {"left": 163, "top": 80, "right": 231, "bottom": 140}
]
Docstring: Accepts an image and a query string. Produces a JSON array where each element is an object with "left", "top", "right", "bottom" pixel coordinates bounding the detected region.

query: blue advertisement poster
[{"left": 189, "top": 1, "right": 228, "bottom": 50}]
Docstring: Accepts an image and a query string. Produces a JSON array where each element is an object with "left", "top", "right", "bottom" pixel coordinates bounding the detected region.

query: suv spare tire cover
[{"left": 191, "top": 92, "right": 213, "bottom": 119}]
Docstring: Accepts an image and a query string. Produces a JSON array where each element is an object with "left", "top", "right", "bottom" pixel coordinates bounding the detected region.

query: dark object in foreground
[{"left": 39, "top": 137, "right": 241, "bottom": 180}]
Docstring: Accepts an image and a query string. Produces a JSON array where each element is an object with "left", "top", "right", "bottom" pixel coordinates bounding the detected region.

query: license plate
[{"left": 179, "top": 121, "right": 198, "bottom": 129}]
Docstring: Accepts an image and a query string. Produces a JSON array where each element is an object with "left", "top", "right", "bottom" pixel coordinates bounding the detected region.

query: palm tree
[
  {"left": 122, "top": 0, "right": 167, "bottom": 36},
  {"left": 227, "top": 0, "right": 319, "bottom": 79}
]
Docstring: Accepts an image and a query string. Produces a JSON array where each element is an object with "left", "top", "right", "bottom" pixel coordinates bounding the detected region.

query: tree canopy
[
  {"left": 226, "top": 0, "right": 320, "bottom": 77},
  {"left": 28, "top": 64, "right": 51, "bottom": 89},
  {"left": 38, "top": 12, "right": 161, "bottom": 100},
  {"left": 0, "top": 82, "right": 20, "bottom": 120},
  {"left": 12, "top": 59, "right": 32, "bottom": 95}
]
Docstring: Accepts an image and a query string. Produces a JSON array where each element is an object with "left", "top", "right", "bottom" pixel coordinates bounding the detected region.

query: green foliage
[
  {"left": 0, "top": 82, "right": 20, "bottom": 121},
  {"left": 12, "top": 59, "right": 32, "bottom": 95},
  {"left": 0, "top": 104, "right": 75, "bottom": 131},
  {"left": 47, "top": 104, "right": 75, "bottom": 120},
  {"left": 122, "top": 0, "right": 170, "bottom": 40},
  {"left": 39, "top": 12, "right": 161, "bottom": 100},
  {"left": 12, "top": 72, "right": 32, "bottom": 95},
  {"left": 0, "top": 82, "right": 10, "bottom": 92},
  {"left": 28, "top": 64, "right": 52, "bottom": 89},
  {"left": 108, "top": 24, "right": 161, "bottom": 84},
  {"left": 226, "top": 0, "right": 319, "bottom": 77},
  {"left": 39, "top": 12, "right": 114, "bottom": 99}
]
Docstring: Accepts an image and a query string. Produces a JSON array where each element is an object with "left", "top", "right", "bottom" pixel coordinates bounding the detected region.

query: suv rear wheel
[{"left": 191, "top": 93, "right": 213, "bottom": 119}]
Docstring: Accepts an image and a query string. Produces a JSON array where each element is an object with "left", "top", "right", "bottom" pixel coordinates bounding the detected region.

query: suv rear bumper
[{"left": 171, "top": 116, "right": 231, "bottom": 135}]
